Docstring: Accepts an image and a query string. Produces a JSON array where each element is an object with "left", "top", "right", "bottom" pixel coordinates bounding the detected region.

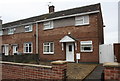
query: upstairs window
[
  {"left": 43, "top": 42, "right": 54, "bottom": 54},
  {"left": 24, "top": 42, "right": 32, "bottom": 53},
  {"left": 43, "top": 21, "right": 53, "bottom": 30},
  {"left": 80, "top": 41, "right": 93, "bottom": 52},
  {"left": 75, "top": 15, "right": 89, "bottom": 26},
  {"left": 8, "top": 28, "right": 14, "bottom": 35},
  {"left": 25, "top": 25, "right": 32, "bottom": 32},
  {"left": 0, "top": 30, "right": 3, "bottom": 36}
]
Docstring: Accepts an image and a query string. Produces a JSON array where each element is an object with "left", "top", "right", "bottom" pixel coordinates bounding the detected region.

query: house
[{"left": 1, "top": 3, "right": 104, "bottom": 63}]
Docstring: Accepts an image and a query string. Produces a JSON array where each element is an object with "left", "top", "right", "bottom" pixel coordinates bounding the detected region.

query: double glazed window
[
  {"left": 43, "top": 21, "right": 53, "bottom": 30},
  {"left": 25, "top": 25, "right": 32, "bottom": 32},
  {"left": 43, "top": 42, "right": 54, "bottom": 54},
  {"left": 80, "top": 41, "right": 93, "bottom": 52},
  {"left": 24, "top": 42, "right": 32, "bottom": 53},
  {"left": 75, "top": 15, "right": 89, "bottom": 26},
  {"left": 0, "top": 30, "right": 3, "bottom": 35},
  {"left": 8, "top": 28, "right": 14, "bottom": 35}
]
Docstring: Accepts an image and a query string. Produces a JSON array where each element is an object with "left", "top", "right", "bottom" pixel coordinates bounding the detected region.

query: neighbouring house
[
  {"left": 118, "top": 1, "right": 120, "bottom": 43},
  {"left": 1, "top": 3, "right": 104, "bottom": 63}
]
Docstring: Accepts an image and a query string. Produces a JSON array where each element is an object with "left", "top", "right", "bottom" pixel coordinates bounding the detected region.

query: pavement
[{"left": 83, "top": 64, "right": 104, "bottom": 81}]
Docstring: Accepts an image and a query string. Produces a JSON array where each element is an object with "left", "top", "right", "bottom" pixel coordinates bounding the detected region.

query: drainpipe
[{"left": 35, "top": 23, "right": 39, "bottom": 54}]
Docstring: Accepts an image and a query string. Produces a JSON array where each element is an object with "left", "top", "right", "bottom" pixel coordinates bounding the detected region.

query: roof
[{"left": 3, "top": 3, "right": 101, "bottom": 28}]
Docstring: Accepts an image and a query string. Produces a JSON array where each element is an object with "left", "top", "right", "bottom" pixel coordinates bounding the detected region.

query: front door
[{"left": 66, "top": 43, "right": 74, "bottom": 62}]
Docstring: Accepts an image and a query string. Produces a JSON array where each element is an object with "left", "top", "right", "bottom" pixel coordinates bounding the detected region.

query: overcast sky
[{"left": 0, "top": 0, "right": 119, "bottom": 44}]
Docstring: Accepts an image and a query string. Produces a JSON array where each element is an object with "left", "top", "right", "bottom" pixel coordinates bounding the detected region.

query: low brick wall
[
  {"left": 2, "top": 60, "right": 67, "bottom": 80},
  {"left": 103, "top": 62, "right": 120, "bottom": 81}
]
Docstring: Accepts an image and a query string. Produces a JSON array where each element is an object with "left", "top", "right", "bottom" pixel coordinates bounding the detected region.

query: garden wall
[
  {"left": 2, "top": 60, "right": 67, "bottom": 80},
  {"left": 103, "top": 62, "right": 120, "bottom": 81}
]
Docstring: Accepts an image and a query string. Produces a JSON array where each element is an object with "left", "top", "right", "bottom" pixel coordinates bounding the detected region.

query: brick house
[{"left": 1, "top": 3, "right": 104, "bottom": 63}]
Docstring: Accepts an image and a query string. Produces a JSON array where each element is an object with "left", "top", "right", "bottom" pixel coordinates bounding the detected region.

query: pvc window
[
  {"left": 75, "top": 15, "right": 89, "bottom": 26},
  {"left": 25, "top": 25, "right": 32, "bottom": 32},
  {"left": 80, "top": 41, "right": 93, "bottom": 52},
  {"left": 0, "top": 30, "right": 3, "bottom": 36},
  {"left": 8, "top": 28, "right": 14, "bottom": 35},
  {"left": 43, "top": 21, "right": 53, "bottom": 30},
  {"left": 24, "top": 42, "right": 32, "bottom": 53},
  {"left": 43, "top": 42, "right": 54, "bottom": 54}
]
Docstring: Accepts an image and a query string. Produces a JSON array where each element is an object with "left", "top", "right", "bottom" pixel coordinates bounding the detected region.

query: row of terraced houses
[{"left": 0, "top": 3, "right": 104, "bottom": 63}]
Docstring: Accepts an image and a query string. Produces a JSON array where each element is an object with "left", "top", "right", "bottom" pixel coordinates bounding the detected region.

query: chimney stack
[{"left": 49, "top": 5, "right": 55, "bottom": 13}]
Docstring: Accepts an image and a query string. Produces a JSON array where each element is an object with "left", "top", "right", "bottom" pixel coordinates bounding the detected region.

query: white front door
[
  {"left": 66, "top": 43, "right": 74, "bottom": 62},
  {"left": 4, "top": 45, "right": 9, "bottom": 55},
  {"left": 13, "top": 46, "right": 18, "bottom": 55}
]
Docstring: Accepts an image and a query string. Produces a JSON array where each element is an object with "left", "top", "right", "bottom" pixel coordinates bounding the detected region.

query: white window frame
[
  {"left": 43, "top": 21, "right": 53, "bottom": 30},
  {"left": 23, "top": 42, "right": 32, "bottom": 53},
  {"left": 75, "top": 15, "right": 89, "bottom": 26},
  {"left": 8, "top": 28, "right": 14, "bottom": 35},
  {"left": 80, "top": 41, "right": 93, "bottom": 52},
  {"left": 25, "top": 25, "right": 33, "bottom": 32},
  {"left": 0, "top": 30, "right": 3, "bottom": 36},
  {"left": 43, "top": 42, "right": 54, "bottom": 54}
]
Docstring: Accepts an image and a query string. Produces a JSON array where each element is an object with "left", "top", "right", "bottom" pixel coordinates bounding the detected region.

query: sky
[{"left": 0, "top": 0, "right": 119, "bottom": 44}]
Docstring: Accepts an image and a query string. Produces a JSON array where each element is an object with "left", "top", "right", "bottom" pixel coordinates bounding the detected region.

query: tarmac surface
[{"left": 83, "top": 64, "right": 104, "bottom": 81}]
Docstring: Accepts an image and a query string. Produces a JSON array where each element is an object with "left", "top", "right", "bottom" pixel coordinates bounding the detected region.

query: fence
[
  {"left": 2, "top": 60, "right": 67, "bottom": 80},
  {"left": 114, "top": 43, "right": 120, "bottom": 63},
  {"left": 2, "top": 54, "right": 39, "bottom": 63}
]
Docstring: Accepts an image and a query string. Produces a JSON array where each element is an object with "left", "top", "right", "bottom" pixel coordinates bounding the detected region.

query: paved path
[{"left": 83, "top": 64, "right": 104, "bottom": 81}]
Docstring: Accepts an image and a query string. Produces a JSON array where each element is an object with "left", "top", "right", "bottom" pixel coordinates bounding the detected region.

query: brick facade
[
  {"left": 2, "top": 60, "right": 67, "bottom": 80},
  {"left": 39, "top": 13, "right": 103, "bottom": 63},
  {"left": 104, "top": 62, "right": 120, "bottom": 81},
  {"left": 1, "top": 3, "right": 104, "bottom": 63}
]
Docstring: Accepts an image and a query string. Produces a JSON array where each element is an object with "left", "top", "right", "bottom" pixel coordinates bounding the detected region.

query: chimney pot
[{"left": 49, "top": 5, "right": 55, "bottom": 13}]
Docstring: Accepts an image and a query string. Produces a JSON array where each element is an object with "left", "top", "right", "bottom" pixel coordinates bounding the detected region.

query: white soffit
[{"left": 59, "top": 35, "right": 75, "bottom": 42}]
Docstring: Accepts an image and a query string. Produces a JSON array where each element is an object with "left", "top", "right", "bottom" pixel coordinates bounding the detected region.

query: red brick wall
[
  {"left": 2, "top": 61, "right": 67, "bottom": 80},
  {"left": 38, "top": 14, "right": 101, "bottom": 63},
  {"left": 2, "top": 24, "right": 36, "bottom": 54},
  {"left": 114, "top": 43, "right": 120, "bottom": 63},
  {"left": 104, "top": 63, "right": 120, "bottom": 81},
  {"left": 104, "top": 67, "right": 120, "bottom": 80}
]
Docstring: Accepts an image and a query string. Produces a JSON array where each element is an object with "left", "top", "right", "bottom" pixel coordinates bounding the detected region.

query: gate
[{"left": 99, "top": 44, "right": 114, "bottom": 63}]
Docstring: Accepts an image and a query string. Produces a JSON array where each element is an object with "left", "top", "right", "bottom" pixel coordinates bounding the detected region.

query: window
[
  {"left": 8, "top": 28, "right": 14, "bottom": 34},
  {"left": 0, "top": 30, "right": 3, "bottom": 36},
  {"left": 43, "top": 21, "right": 53, "bottom": 30},
  {"left": 43, "top": 42, "right": 54, "bottom": 54},
  {"left": 24, "top": 42, "right": 32, "bottom": 53},
  {"left": 75, "top": 15, "right": 89, "bottom": 26},
  {"left": 80, "top": 41, "right": 93, "bottom": 52},
  {"left": 25, "top": 25, "right": 32, "bottom": 32},
  {"left": 69, "top": 45, "right": 72, "bottom": 52}
]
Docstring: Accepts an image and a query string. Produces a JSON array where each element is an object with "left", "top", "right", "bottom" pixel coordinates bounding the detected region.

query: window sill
[
  {"left": 8, "top": 33, "right": 14, "bottom": 35},
  {"left": 75, "top": 23, "right": 89, "bottom": 27},
  {"left": 25, "top": 31, "right": 32, "bottom": 33},
  {"left": 43, "top": 52, "right": 54, "bottom": 55},
  {"left": 43, "top": 28, "right": 54, "bottom": 31},
  {"left": 81, "top": 50, "right": 93, "bottom": 53}
]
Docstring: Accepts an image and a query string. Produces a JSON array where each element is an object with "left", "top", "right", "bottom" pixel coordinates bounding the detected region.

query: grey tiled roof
[{"left": 3, "top": 3, "right": 101, "bottom": 28}]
